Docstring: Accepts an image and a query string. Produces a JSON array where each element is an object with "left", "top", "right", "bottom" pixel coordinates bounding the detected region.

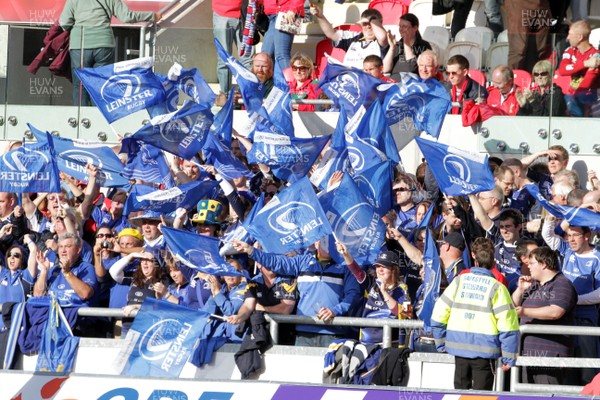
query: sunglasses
[
  {"left": 291, "top": 65, "right": 308, "bottom": 71},
  {"left": 8, "top": 253, "right": 22, "bottom": 259},
  {"left": 360, "top": 22, "right": 371, "bottom": 27},
  {"left": 533, "top": 71, "right": 549, "bottom": 77},
  {"left": 446, "top": 70, "right": 462, "bottom": 76},
  {"left": 265, "top": 191, "right": 278, "bottom": 198},
  {"left": 394, "top": 187, "right": 414, "bottom": 193},
  {"left": 96, "top": 233, "right": 113, "bottom": 238},
  {"left": 548, "top": 155, "right": 562, "bottom": 161}
]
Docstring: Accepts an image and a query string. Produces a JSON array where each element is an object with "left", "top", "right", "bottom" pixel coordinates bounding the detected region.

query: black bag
[
  {"left": 240, "top": 0, "right": 269, "bottom": 44},
  {"left": 432, "top": 0, "right": 455, "bottom": 15}
]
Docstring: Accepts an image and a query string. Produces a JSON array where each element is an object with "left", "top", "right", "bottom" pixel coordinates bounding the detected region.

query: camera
[{"left": 101, "top": 241, "right": 112, "bottom": 249}]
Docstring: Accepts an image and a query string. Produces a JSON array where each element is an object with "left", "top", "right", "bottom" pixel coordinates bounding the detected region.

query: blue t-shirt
[{"left": 47, "top": 259, "right": 98, "bottom": 307}]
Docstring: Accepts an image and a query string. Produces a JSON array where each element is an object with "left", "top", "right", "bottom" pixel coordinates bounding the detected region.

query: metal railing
[{"left": 77, "top": 307, "right": 600, "bottom": 393}]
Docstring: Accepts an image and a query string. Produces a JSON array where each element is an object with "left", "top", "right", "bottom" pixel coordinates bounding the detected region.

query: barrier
[{"left": 76, "top": 307, "right": 600, "bottom": 393}]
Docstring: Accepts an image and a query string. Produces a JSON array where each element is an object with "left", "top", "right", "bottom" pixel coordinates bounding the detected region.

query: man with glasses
[
  {"left": 444, "top": 55, "right": 488, "bottom": 114},
  {"left": 521, "top": 145, "right": 570, "bottom": 200},
  {"left": 488, "top": 65, "right": 520, "bottom": 116},
  {"left": 493, "top": 166, "right": 516, "bottom": 208},
  {"left": 542, "top": 222, "right": 600, "bottom": 384},
  {"left": 311, "top": 6, "right": 388, "bottom": 69},
  {"left": 392, "top": 175, "right": 417, "bottom": 237}
]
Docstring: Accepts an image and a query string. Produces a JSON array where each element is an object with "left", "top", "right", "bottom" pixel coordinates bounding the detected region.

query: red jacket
[
  {"left": 212, "top": 0, "right": 243, "bottom": 19},
  {"left": 487, "top": 85, "right": 520, "bottom": 116},
  {"left": 289, "top": 76, "right": 322, "bottom": 112},
  {"left": 559, "top": 45, "right": 600, "bottom": 94},
  {"left": 27, "top": 22, "right": 71, "bottom": 81},
  {"left": 260, "top": 0, "right": 304, "bottom": 16}
]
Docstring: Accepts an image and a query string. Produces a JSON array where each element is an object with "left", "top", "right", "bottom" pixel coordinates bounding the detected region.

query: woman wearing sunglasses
[
  {"left": 0, "top": 231, "right": 38, "bottom": 307},
  {"left": 287, "top": 53, "right": 322, "bottom": 112},
  {"left": 516, "top": 60, "right": 567, "bottom": 117}
]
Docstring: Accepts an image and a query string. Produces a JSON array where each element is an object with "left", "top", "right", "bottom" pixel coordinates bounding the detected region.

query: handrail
[{"left": 77, "top": 307, "right": 600, "bottom": 393}]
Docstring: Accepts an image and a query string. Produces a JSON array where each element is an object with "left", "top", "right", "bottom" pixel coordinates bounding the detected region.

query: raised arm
[{"left": 311, "top": 5, "right": 341, "bottom": 42}]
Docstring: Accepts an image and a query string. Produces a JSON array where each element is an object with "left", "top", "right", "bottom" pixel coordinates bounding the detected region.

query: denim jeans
[
  {"left": 565, "top": 92, "right": 598, "bottom": 117},
  {"left": 261, "top": 14, "right": 295, "bottom": 72},
  {"left": 483, "top": 0, "right": 503, "bottom": 37},
  {"left": 70, "top": 47, "right": 114, "bottom": 106},
  {"left": 213, "top": 12, "right": 254, "bottom": 94}
]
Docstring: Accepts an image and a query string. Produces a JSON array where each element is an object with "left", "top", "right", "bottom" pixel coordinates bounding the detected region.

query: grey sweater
[{"left": 59, "top": 0, "right": 154, "bottom": 49}]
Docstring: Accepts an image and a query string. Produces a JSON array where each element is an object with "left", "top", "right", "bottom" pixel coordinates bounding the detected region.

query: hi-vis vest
[{"left": 430, "top": 268, "right": 519, "bottom": 363}]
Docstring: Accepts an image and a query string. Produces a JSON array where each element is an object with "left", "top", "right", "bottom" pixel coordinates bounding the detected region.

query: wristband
[{"left": 63, "top": 271, "right": 72, "bottom": 278}]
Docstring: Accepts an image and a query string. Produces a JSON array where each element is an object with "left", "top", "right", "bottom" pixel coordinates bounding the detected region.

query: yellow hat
[{"left": 118, "top": 228, "right": 143, "bottom": 242}]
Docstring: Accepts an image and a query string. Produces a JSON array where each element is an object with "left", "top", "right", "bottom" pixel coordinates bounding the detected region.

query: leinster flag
[
  {"left": 127, "top": 100, "right": 213, "bottom": 160},
  {"left": 318, "top": 56, "right": 382, "bottom": 117},
  {"left": 121, "top": 140, "right": 175, "bottom": 189},
  {"left": 75, "top": 57, "right": 166, "bottom": 123},
  {"left": 174, "top": 64, "right": 216, "bottom": 107},
  {"left": 257, "top": 62, "right": 294, "bottom": 136},
  {"left": 124, "top": 180, "right": 219, "bottom": 214},
  {"left": 353, "top": 160, "right": 394, "bottom": 217},
  {"left": 380, "top": 73, "right": 451, "bottom": 138},
  {"left": 350, "top": 100, "right": 400, "bottom": 164},
  {"left": 1, "top": 132, "right": 60, "bottom": 193},
  {"left": 244, "top": 177, "right": 332, "bottom": 254},
  {"left": 525, "top": 184, "right": 600, "bottom": 230},
  {"left": 247, "top": 122, "right": 330, "bottom": 183},
  {"left": 147, "top": 72, "right": 180, "bottom": 118},
  {"left": 114, "top": 297, "right": 210, "bottom": 378},
  {"left": 415, "top": 136, "right": 494, "bottom": 196},
  {"left": 214, "top": 38, "right": 265, "bottom": 114},
  {"left": 211, "top": 88, "right": 235, "bottom": 146},
  {"left": 30, "top": 124, "right": 129, "bottom": 188},
  {"left": 202, "top": 131, "right": 253, "bottom": 181},
  {"left": 320, "top": 173, "right": 386, "bottom": 265},
  {"left": 310, "top": 108, "right": 350, "bottom": 190},
  {"left": 162, "top": 227, "right": 245, "bottom": 276},
  {"left": 417, "top": 228, "right": 442, "bottom": 329}
]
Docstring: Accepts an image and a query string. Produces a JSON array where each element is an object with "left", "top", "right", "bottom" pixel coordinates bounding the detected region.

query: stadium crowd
[{"left": 1, "top": 0, "right": 600, "bottom": 391}]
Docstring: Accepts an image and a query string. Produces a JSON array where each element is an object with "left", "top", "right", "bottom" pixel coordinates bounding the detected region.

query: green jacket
[{"left": 59, "top": 0, "right": 154, "bottom": 49}]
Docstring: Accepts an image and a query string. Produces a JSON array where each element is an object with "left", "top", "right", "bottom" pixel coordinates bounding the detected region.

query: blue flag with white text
[
  {"left": 127, "top": 100, "right": 213, "bottom": 160},
  {"left": 124, "top": 180, "right": 220, "bottom": 214},
  {"left": 117, "top": 297, "right": 210, "bottom": 378},
  {"left": 244, "top": 177, "right": 332, "bottom": 254},
  {"left": 147, "top": 72, "right": 179, "bottom": 118},
  {"left": 353, "top": 160, "right": 394, "bottom": 217},
  {"left": 380, "top": 74, "right": 451, "bottom": 138},
  {"left": 318, "top": 57, "right": 382, "bottom": 117},
  {"left": 417, "top": 228, "right": 442, "bottom": 329},
  {"left": 121, "top": 140, "right": 175, "bottom": 189},
  {"left": 75, "top": 57, "right": 166, "bottom": 123},
  {"left": 211, "top": 88, "right": 235, "bottom": 146},
  {"left": 247, "top": 122, "right": 330, "bottom": 183},
  {"left": 415, "top": 136, "right": 494, "bottom": 196},
  {"left": 177, "top": 66, "right": 217, "bottom": 107},
  {"left": 162, "top": 227, "right": 245, "bottom": 276},
  {"left": 30, "top": 124, "right": 129, "bottom": 188},
  {"left": 310, "top": 108, "right": 350, "bottom": 190},
  {"left": 214, "top": 38, "right": 265, "bottom": 114},
  {"left": 2, "top": 131, "right": 60, "bottom": 193},
  {"left": 350, "top": 100, "right": 400, "bottom": 164},
  {"left": 256, "top": 62, "right": 294, "bottom": 135},
  {"left": 525, "top": 184, "right": 600, "bottom": 230},
  {"left": 320, "top": 173, "right": 386, "bottom": 265},
  {"left": 202, "top": 131, "right": 253, "bottom": 181}
]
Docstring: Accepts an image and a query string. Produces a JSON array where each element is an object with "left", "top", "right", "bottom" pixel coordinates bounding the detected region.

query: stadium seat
[
  {"left": 468, "top": 69, "right": 487, "bottom": 87},
  {"left": 409, "top": 0, "right": 447, "bottom": 29},
  {"left": 423, "top": 26, "right": 450, "bottom": 49},
  {"left": 428, "top": 42, "right": 444, "bottom": 66},
  {"left": 590, "top": 27, "right": 600, "bottom": 49},
  {"left": 553, "top": 73, "right": 571, "bottom": 94},
  {"left": 496, "top": 29, "right": 508, "bottom": 43},
  {"left": 513, "top": 69, "right": 532, "bottom": 89},
  {"left": 315, "top": 38, "right": 347, "bottom": 77},
  {"left": 486, "top": 42, "right": 509, "bottom": 71},
  {"left": 455, "top": 26, "right": 494, "bottom": 51},
  {"left": 368, "top": 0, "right": 411, "bottom": 26},
  {"left": 446, "top": 41, "right": 483, "bottom": 69}
]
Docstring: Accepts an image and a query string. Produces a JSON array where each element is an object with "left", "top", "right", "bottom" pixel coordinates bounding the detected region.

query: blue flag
[
  {"left": 202, "top": 131, "right": 253, "bottom": 181},
  {"left": 320, "top": 173, "right": 386, "bottom": 265},
  {"left": 127, "top": 100, "right": 213, "bottom": 160},
  {"left": 350, "top": 100, "right": 400, "bottom": 164},
  {"left": 525, "top": 184, "right": 600, "bottom": 230},
  {"left": 353, "top": 160, "right": 394, "bottom": 217},
  {"left": 417, "top": 228, "right": 442, "bottom": 329},
  {"left": 211, "top": 88, "right": 235, "bottom": 146},
  {"left": 162, "top": 227, "right": 245, "bottom": 276},
  {"left": 244, "top": 177, "right": 332, "bottom": 254},
  {"left": 310, "top": 108, "right": 350, "bottom": 190},
  {"left": 256, "top": 62, "right": 294, "bottom": 136},
  {"left": 247, "top": 122, "right": 330, "bottom": 183},
  {"left": 124, "top": 180, "right": 220, "bottom": 214},
  {"left": 1, "top": 132, "right": 60, "bottom": 193},
  {"left": 380, "top": 74, "right": 451, "bottom": 138},
  {"left": 30, "top": 124, "right": 129, "bottom": 188},
  {"left": 415, "top": 136, "right": 495, "bottom": 196},
  {"left": 35, "top": 296, "right": 79, "bottom": 373},
  {"left": 121, "top": 140, "right": 175, "bottom": 189},
  {"left": 74, "top": 57, "right": 166, "bottom": 123},
  {"left": 147, "top": 72, "right": 180, "bottom": 118},
  {"left": 116, "top": 297, "right": 210, "bottom": 378},
  {"left": 214, "top": 38, "right": 265, "bottom": 114},
  {"left": 177, "top": 66, "right": 217, "bottom": 107},
  {"left": 317, "top": 56, "right": 382, "bottom": 117}
]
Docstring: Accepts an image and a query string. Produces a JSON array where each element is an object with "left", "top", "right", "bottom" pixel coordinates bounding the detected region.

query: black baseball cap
[{"left": 374, "top": 251, "right": 399, "bottom": 268}]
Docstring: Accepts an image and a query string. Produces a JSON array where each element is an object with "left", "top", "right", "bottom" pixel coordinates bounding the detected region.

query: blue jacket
[{"left": 251, "top": 249, "right": 362, "bottom": 335}]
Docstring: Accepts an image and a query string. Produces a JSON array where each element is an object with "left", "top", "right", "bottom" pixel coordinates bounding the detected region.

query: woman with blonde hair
[
  {"left": 287, "top": 53, "right": 322, "bottom": 112},
  {"left": 517, "top": 59, "right": 567, "bottom": 117}
]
